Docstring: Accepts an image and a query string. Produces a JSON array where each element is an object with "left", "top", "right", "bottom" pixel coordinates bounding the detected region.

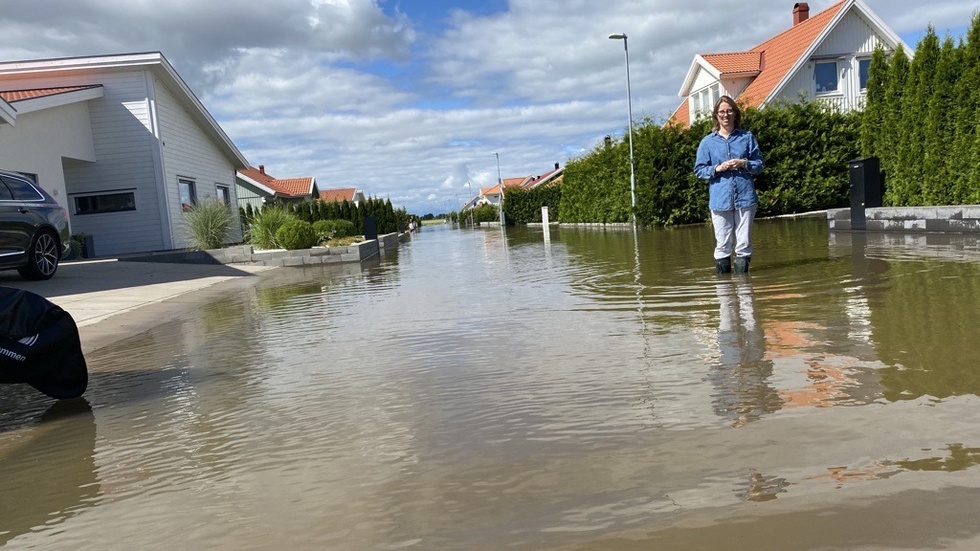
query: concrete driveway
[{"left": 0, "top": 259, "right": 276, "bottom": 353}]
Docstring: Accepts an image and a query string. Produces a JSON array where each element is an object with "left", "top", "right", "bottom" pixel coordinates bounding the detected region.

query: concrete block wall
[
  {"left": 828, "top": 206, "right": 980, "bottom": 233},
  {"left": 118, "top": 232, "right": 402, "bottom": 267}
]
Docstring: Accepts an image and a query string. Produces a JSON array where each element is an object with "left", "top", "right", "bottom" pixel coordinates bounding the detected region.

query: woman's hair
[{"left": 712, "top": 95, "right": 741, "bottom": 131}]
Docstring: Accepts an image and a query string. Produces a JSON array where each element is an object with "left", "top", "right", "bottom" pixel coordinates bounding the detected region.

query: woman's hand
[{"left": 716, "top": 159, "right": 748, "bottom": 172}]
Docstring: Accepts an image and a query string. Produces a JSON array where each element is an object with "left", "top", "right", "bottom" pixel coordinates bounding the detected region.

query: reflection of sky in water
[{"left": 5, "top": 221, "right": 980, "bottom": 549}]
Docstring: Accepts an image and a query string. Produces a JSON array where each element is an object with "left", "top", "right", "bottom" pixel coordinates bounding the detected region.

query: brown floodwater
[{"left": 4, "top": 218, "right": 980, "bottom": 550}]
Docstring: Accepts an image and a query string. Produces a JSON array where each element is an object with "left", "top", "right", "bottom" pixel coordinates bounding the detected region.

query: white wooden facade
[
  {"left": 677, "top": 0, "right": 910, "bottom": 125},
  {"left": 0, "top": 53, "right": 247, "bottom": 256}
]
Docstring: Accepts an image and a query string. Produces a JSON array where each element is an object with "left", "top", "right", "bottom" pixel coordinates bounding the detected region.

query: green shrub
[
  {"left": 275, "top": 219, "right": 318, "bottom": 250},
  {"left": 247, "top": 207, "right": 294, "bottom": 249},
  {"left": 313, "top": 219, "right": 357, "bottom": 242},
  {"left": 182, "top": 198, "right": 234, "bottom": 250}
]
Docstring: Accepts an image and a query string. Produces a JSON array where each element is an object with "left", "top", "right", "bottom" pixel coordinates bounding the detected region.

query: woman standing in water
[{"left": 694, "top": 96, "right": 764, "bottom": 274}]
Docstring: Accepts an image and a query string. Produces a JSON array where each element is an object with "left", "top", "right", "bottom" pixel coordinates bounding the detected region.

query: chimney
[
  {"left": 554, "top": 162, "right": 560, "bottom": 170},
  {"left": 259, "top": 164, "right": 265, "bottom": 174},
  {"left": 793, "top": 3, "right": 809, "bottom": 26}
]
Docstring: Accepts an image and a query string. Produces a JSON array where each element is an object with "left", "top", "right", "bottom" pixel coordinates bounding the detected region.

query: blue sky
[{"left": 0, "top": 0, "right": 975, "bottom": 215}]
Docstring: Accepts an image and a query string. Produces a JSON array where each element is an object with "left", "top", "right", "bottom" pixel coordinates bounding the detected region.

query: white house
[
  {"left": 671, "top": 0, "right": 911, "bottom": 126},
  {"left": 0, "top": 52, "right": 249, "bottom": 256}
]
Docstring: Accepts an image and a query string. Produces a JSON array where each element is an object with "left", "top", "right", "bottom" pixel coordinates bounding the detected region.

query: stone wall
[
  {"left": 117, "top": 232, "right": 407, "bottom": 267},
  {"left": 828, "top": 206, "right": 980, "bottom": 233}
]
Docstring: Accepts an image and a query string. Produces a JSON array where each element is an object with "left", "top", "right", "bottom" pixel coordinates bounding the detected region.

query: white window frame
[{"left": 815, "top": 60, "right": 839, "bottom": 95}]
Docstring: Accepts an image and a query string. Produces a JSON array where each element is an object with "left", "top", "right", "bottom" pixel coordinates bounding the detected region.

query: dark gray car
[{"left": 0, "top": 170, "right": 71, "bottom": 280}]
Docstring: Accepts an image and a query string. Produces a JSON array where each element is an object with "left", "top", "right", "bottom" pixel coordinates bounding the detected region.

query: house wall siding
[
  {"left": 0, "top": 100, "right": 95, "bottom": 225},
  {"left": 153, "top": 77, "right": 243, "bottom": 247},
  {"left": 0, "top": 69, "right": 169, "bottom": 256},
  {"left": 236, "top": 183, "right": 266, "bottom": 212},
  {"left": 779, "top": 11, "right": 888, "bottom": 109}
]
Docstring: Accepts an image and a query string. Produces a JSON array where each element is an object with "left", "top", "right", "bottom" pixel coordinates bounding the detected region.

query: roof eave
[
  {"left": 0, "top": 98, "right": 15, "bottom": 125},
  {"left": 678, "top": 55, "right": 721, "bottom": 97}
]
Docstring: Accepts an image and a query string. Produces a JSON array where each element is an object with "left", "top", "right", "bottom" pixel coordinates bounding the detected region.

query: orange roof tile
[
  {"left": 269, "top": 177, "right": 314, "bottom": 197},
  {"left": 0, "top": 85, "right": 102, "bottom": 102},
  {"left": 319, "top": 187, "right": 357, "bottom": 202},
  {"left": 702, "top": 52, "right": 763, "bottom": 75},
  {"left": 239, "top": 165, "right": 277, "bottom": 186}
]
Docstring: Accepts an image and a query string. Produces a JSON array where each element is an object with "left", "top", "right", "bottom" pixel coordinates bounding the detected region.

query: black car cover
[{"left": 0, "top": 286, "right": 87, "bottom": 399}]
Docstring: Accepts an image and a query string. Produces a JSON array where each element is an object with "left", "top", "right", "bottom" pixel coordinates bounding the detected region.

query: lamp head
[{"left": 608, "top": 33, "right": 627, "bottom": 40}]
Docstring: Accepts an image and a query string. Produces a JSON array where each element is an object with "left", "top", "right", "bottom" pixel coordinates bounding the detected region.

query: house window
[
  {"left": 693, "top": 85, "right": 719, "bottom": 119},
  {"left": 73, "top": 191, "right": 137, "bottom": 215},
  {"left": 216, "top": 185, "right": 231, "bottom": 205},
  {"left": 815, "top": 60, "right": 838, "bottom": 94},
  {"left": 178, "top": 178, "right": 197, "bottom": 212},
  {"left": 858, "top": 58, "right": 871, "bottom": 90}
]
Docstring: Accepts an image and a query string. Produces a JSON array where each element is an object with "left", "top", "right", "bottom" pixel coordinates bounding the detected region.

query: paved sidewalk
[{"left": 0, "top": 259, "right": 277, "bottom": 353}]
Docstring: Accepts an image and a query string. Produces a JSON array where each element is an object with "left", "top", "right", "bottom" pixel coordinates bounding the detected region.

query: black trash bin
[
  {"left": 363, "top": 216, "right": 378, "bottom": 241},
  {"left": 849, "top": 157, "right": 881, "bottom": 230}
]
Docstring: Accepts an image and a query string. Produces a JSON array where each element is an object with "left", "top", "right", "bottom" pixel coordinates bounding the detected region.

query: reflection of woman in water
[{"left": 709, "top": 281, "right": 781, "bottom": 427}]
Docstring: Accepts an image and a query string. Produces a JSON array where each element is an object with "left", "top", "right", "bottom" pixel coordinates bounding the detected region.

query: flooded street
[{"left": 4, "top": 218, "right": 980, "bottom": 550}]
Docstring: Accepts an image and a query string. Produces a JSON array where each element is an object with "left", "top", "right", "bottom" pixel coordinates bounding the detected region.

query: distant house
[
  {"left": 671, "top": 0, "right": 910, "bottom": 127},
  {"left": 522, "top": 163, "right": 564, "bottom": 190},
  {"left": 467, "top": 163, "right": 564, "bottom": 209},
  {"left": 0, "top": 52, "right": 249, "bottom": 256},
  {"left": 236, "top": 164, "right": 318, "bottom": 211},
  {"left": 319, "top": 187, "right": 365, "bottom": 206}
]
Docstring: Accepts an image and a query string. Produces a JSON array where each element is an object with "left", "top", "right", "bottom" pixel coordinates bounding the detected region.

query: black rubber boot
[
  {"left": 715, "top": 257, "right": 732, "bottom": 274},
  {"left": 734, "top": 256, "right": 750, "bottom": 274}
]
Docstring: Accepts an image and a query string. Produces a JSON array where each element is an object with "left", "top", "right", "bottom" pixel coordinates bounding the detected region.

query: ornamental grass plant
[
  {"left": 183, "top": 198, "right": 234, "bottom": 250},
  {"left": 246, "top": 207, "right": 294, "bottom": 250}
]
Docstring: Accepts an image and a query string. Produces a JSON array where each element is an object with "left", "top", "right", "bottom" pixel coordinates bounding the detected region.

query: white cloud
[{"left": 0, "top": 0, "right": 975, "bottom": 214}]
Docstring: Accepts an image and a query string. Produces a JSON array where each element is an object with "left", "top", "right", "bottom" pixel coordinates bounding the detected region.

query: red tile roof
[
  {"left": 238, "top": 165, "right": 315, "bottom": 198},
  {"left": 670, "top": 1, "right": 847, "bottom": 126},
  {"left": 0, "top": 85, "right": 102, "bottom": 102},
  {"left": 239, "top": 165, "right": 277, "bottom": 186},
  {"left": 319, "top": 187, "right": 358, "bottom": 202},
  {"left": 701, "top": 52, "right": 763, "bottom": 75},
  {"left": 271, "top": 177, "right": 315, "bottom": 197}
]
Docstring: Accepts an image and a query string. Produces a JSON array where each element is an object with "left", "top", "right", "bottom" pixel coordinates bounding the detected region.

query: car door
[
  {"left": 0, "top": 179, "right": 26, "bottom": 267},
  {"left": 0, "top": 175, "right": 44, "bottom": 267}
]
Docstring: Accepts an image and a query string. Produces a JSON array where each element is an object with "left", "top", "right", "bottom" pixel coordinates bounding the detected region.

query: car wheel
[{"left": 17, "top": 230, "right": 60, "bottom": 280}]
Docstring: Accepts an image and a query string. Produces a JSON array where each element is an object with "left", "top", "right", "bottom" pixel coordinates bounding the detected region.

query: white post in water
[{"left": 542, "top": 206, "right": 551, "bottom": 242}]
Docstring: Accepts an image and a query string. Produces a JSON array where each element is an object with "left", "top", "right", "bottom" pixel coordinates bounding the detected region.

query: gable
[{"left": 671, "top": 0, "right": 909, "bottom": 126}]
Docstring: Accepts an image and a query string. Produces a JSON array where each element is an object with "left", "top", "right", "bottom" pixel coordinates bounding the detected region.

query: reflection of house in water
[{"left": 708, "top": 280, "right": 886, "bottom": 426}]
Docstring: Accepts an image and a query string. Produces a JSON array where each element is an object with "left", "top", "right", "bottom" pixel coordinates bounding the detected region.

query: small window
[
  {"left": 74, "top": 191, "right": 136, "bottom": 215},
  {"left": 178, "top": 178, "right": 197, "bottom": 212},
  {"left": 711, "top": 84, "right": 720, "bottom": 107},
  {"left": 0, "top": 175, "right": 44, "bottom": 201},
  {"left": 216, "top": 185, "right": 231, "bottom": 206},
  {"left": 858, "top": 58, "right": 871, "bottom": 90},
  {"left": 815, "top": 61, "right": 838, "bottom": 94}
]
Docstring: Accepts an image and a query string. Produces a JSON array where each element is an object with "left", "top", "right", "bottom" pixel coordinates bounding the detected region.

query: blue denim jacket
[{"left": 694, "top": 129, "right": 764, "bottom": 211}]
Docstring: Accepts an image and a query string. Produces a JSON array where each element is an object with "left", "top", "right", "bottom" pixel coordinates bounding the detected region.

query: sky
[{"left": 0, "top": 1, "right": 975, "bottom": 215}]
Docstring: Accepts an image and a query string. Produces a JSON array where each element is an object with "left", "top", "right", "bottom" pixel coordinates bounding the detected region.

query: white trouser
[{"left": 711, "top": 206, "right": 756, "bottom": 260}]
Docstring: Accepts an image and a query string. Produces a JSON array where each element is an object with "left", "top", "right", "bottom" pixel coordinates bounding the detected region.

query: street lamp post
[
  {"left": 608, "top": 33, "right": 636, "bottom": 227},
  {"left": 494, "top": 152, "right": 505, "bottom": 226}
]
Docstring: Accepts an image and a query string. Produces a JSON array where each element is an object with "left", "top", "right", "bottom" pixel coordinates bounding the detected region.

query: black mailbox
[{"left": 849, "top": 157, "right": 881, "bottom": 230}]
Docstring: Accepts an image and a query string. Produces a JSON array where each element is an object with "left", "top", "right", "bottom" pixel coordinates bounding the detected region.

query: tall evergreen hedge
[{"left": 482, "top": 16, "right": 979, "bottom": 227}]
